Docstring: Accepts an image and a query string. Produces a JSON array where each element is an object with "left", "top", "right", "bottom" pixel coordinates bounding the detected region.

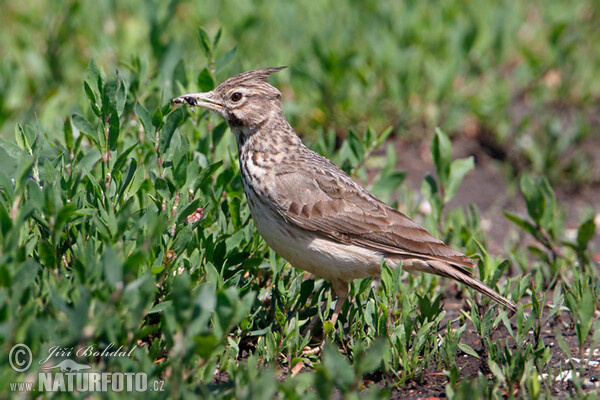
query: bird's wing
[{"left": 270, "top": 153, "right": 475, "bottom": 271}]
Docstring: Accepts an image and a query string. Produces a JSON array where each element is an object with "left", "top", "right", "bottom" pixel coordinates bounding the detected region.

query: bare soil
[{"left": 385, "top": 134, "right": 600, "bottom": 398}]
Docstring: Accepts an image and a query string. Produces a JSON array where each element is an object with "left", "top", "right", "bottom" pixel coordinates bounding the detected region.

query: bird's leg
[
  {"left": 330, "top": 280, "right": 349, "bottom": 328},
  {"left": 301, "top": 280, "right": 349, "bottom": 341},
  {"left": 302, "top": 280, "right": 350, "bottom": 356}
]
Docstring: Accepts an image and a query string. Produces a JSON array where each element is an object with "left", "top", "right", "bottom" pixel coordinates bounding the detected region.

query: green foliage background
[{"left": 0, "top": 0, "right": 598, "bottom": 398}]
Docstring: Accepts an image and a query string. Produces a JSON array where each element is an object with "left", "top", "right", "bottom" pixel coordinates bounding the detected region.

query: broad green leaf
[
  {"left": 152, "top": 106, "right": 164, "bottom": 129},
  {"left": 211, "top": 121, "right": 228, "bottom": 146},
  {"left": 576, "top": 218, "right": 595, "bottom": 251},
  {"left": 197, "top": 68, "right": 215, "bottom": 92},
  {"left": 159, "top": 108, "right": 184, "bottom": 152},
  {"left": 347, "top": 130, "right": 364, "bottom": 162},
  {"left": 86, "top": 58, "right": 103, "bottom": 92},
  {"left": 194, "top": 160, "right": 223, "bottom": 191},
  {"left": 578, "top": 288, "right": 595, "bottom": 348},
  {"left": 371, "top": 170, "right": 406, "bottom": 195},
  {"left": 357, "top": 339, "right": 389, "bottom": 374},
  {"left": 102, "top": 78, "right": 119, "bottom": 115},
  {"left": 14, "top": 124, "right": 30, "bottom": 152},
  {"left": 173, "top": 59, "right": 187, "bottom": 89},
  {"left": 322, "top": 343, "right": 353, "bottom": 386},
  {"left": 446, "top": 156, "right": 474, "bottom": 202},
  {"left": 15, "top": 156, "right": 34, "bottom": 196},
  {"left": 458, "top": 343, "right": 480, "bottom": 359},
  {"left": 504, "top": 212, "right": 540, "bottom": 239},
  {"left": 520, "top": 174, "right": 545, "bottom": 224},
  {"left": 72, "top": 113, "right": 99, "bottom": 147},
  {"left": 102, "top": 247, "right": 122, "bottom": 287}
]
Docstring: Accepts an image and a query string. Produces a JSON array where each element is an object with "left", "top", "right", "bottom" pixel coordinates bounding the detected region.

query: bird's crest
[{"left": 221, "top": 66, "right": 287, "bottom": 87}]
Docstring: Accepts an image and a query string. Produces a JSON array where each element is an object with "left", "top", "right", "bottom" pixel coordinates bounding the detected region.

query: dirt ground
[
  {"left": 393, "top": 135, "right": 600, "bottom": 256},
  {"left": 384, "top": 134, "right": 600, "bottom": 399}
]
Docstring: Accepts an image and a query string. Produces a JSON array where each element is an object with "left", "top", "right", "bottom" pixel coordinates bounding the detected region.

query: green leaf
[
  {"left": 322, "top": 343, "right": 353, "bottom": 386},
  {"left": 198, "top": 26, "right": 212, "bottom": 58},
  {"left": 576, "top": 218, "right": 595, "bottom": 251},
  {"left": 108, "top": 111, "right": 120, "bottom": 150},
  {"left": 432, "top": 128, "right": 452, "bottom": 186},
  {"left": 135, "top": 102, "right": 152, "bottom": 135},
  {"left": 216, "top": 46, "right": 237, "bottom": 73},
  {"left": 102, "top": 247, "right": 123, "bottom": 287},
  {"left": 0, "top": 201, "right": 12, "bottom": 236},
  {"left": 12, "top": 259, "right": 41, "bottom": 295},
  {"left": 149, "top": 300, "right": 172, "bottom": 314},
  {"left": 53, "top": 203, "right": 77, "bottom": 243},
  {"left": 173, "top": 272, "right": 192, "bottom": 323},
  {"left": 84, "top": 81, "right": 101, "bottom": 117},
  {"left": 0, "top": 136, "right": 25, "bottom": 163},
  {"left": 102, "top": 79, "right": 119, "bottom": 115},
  {"left": 578, "top": 288, "right": 595, "bottom": 348},
  {"left": 375, "top": 126, "right": 394, "bottom": 147},
  {"left": 380, "top": 262, "right": 394, "bottom": 299},
  {"left": 446, "top": 156, "right": 474, "bottom": 202},
  {"left": 72, "top": 113, "right": 99, "bottom": 147},
  {"left": 160, "top": 108, "right": 184, "bottom": 152},
  {"left": 504, "top": 212, "right": 539, "bottom": 239},
  {"left": 347, "top": 130, "right": 364, "bottom": 162},
  {"left": 490, "top": 259, "right": 509, "bottom": 287},
  {"left": 372, "top": 170, "right": 406, "bottom": 195},
  {"left": 458, "top": 343, "right": 480, "bottom": 359},
  {"left": 213, "top": 27, "right": 222, "bottom": 48},
  {"left": 197, "top": 68, "right": 215, "bottom": 92},
  {"left": 154, "top": 177, "right": 171, "bottom": 201},
  {"left": 117, "top": 159, "right": 137, "bottom": 200},
  {"left": 358, "top": 339, "right": 389, "bottom": 374},
  {"left": 116, "top": 79, "right": 127, "bottom": 116},
  {"left": 194, "top": 160, "right": 223, "bottom": 191},
  {"left": 152, "top": 106, "right": 164, "bottom": 129},
  {"left": 15, "top": 124, "right": 30, "bottom": 152},
  {"left": 15, "top": 157, "right": 34, "bottom": 196},
  {"left": 173, "top": 59, "right": 187, "bottom": 89},
  {"left": 63, "top": 116, "right": 73, "bottom": 151},
  {"left": 274, "top": 302, "right": 286, "bottom": 327},
  {"left": 87, "top": 58, "right": 103, "bottom": 92},
  {"left": 112, "top": 142, "right": 138, "bottom": 174},
  {"left": 211, "top": 121, "right": 228, "bottom": 147},
  {"left": 322, "top": 320, "right": 334, "bottom": 335},
  {"left": 554, "top": 329, "right": 572, "bottom": 359},
  {"left": 520, "top": 174, "right": 545, "bottom": 224}
]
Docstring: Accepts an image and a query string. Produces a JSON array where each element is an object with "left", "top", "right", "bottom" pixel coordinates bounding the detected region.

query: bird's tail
[{"left": 399, "top": 258, "right": 517, "bottom": 313}]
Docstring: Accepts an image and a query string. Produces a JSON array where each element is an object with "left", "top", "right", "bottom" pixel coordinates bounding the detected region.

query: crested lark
[{"left": 173, "top": 67, "right": 517, "bottom": 327}]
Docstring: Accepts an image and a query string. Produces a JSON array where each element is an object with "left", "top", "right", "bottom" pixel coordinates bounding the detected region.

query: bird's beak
[{"left": 172, "top": 91, "right": 223, "bottom": 112}]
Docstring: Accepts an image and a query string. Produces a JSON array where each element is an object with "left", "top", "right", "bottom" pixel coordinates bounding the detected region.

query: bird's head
[{"left": 173, "top": 66, "right": 287, "bottom": 133}]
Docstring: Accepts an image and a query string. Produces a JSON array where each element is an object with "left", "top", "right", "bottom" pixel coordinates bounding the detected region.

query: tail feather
[{"left": 399, "top": 259, "right": 517, "bottom": 313}]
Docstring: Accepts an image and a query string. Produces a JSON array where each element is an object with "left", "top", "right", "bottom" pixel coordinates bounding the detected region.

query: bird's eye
[{"left": 230, "top": 92, "right": 242, "bottom": 102}]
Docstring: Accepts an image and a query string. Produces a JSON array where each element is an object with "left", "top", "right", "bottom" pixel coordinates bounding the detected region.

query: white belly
[{"left": 248, "top": 197, "right": 383, "bottom": 282}]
